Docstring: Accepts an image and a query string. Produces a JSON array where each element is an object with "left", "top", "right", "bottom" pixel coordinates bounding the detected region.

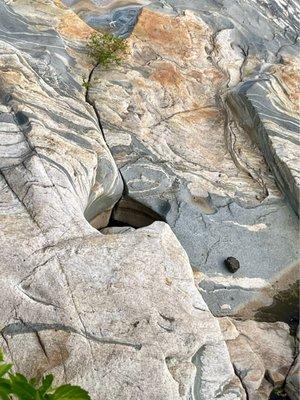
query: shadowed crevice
[{"left": 108, "top": 195, "right": 164, "bottom": 228}]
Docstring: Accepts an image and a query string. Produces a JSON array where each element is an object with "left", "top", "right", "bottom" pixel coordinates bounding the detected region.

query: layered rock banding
[
  {"left": 0, "top": 0, "right": 299, "bottom": 399},
  {"left": 0, "top": 1, "right": 244, "bottom": 399},
  {"left": 87, "top": 1, "right": 299, "bottom": 317}
]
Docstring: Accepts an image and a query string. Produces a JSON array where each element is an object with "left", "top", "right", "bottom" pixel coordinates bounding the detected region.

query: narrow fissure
[
  {"left": 232, "top": 364, "right": 249, "bottom": 400},
  {"left": 85, "top": 65, "right": 163, "bottom": 230}
]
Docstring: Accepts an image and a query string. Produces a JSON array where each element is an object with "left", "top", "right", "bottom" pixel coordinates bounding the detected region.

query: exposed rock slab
[
  {"left": 61, "top": 0, "right": 149, "bottom": 36},
  {"left": 88, "top": 3, "right": 299, "bottom": 316},
  {"left": 286, "top": 329, "right": 300, "bottom": 400},
  {"left": 0, "top": 0, "right": 123, "bottom": 229},
  {"left": 219, "top": 318, "right": 296, "bottom": 400},
  {"left": 228, "top": 55, "right": 300, "bottom": 215},
  {"left": 0, "top": 1, "right": 245, "bottom": 399},
  {"left": 1, "top": 219, "right": 244, "bottom": 400}
]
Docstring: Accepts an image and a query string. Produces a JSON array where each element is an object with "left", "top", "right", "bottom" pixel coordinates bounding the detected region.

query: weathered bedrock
[
  {"left": 0, "top": 1, "right": 249, "bottom": 399},
  {"left": 228, "top": 55, "right": 300, "bottom": 216},
  {"left": 219, "top": 318, "right": 297, "bottom": 400},
  {"left": 87, "top": 1, "right": 300, "bottom": 317},
  {"left": 62, "top": 0, "right": 150, "bottom": 36},
  {"left": 0, "top": 0, "right": 299, "bottom": 399}
]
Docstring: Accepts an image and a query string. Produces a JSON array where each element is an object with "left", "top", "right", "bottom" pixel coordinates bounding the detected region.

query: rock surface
[
  {"left": 62, "top": 0, "right": 149, "bottom": 36},
  {"left": 0, "top": 1, "right": 246, "bottom": 399},
  {"left": 88, "top": 1, "right": 299, "bottom": 316},
  {"left": 286, "top": 329, "right": 300, "bottom": 400},
  {"left": 0, "top": 0, "right": 298, "bottom": 399},
  {"left": 228, "top": 55, "right": 300, "bottom": 215},
  {"left": 219, "top": 318, "right": 296, "bottom": 400}
]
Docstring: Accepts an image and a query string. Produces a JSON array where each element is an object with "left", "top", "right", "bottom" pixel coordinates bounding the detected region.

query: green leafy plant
[
  {"left": 269, "top": 386, "right": 289, "bottom": 399},
  {"left": 0, "top": 349, "right": 90, "bottom": 400},
  {"left": 81, "top": 75, "right": 90, "bottom": 90},
  {"left": 87, "top": 32, "right": 128, "bottom": 67}
]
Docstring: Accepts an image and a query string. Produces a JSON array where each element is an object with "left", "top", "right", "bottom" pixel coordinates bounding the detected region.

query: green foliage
[
  {"left": 81, "top": 75, "right": 90, "bottom": 90},
  {"left": 0, "top": 350, "right": 90, "bottom": 400},
  {"left": 87, "top": 32, "right": 128, "bottom": 67},
  {"left": 269, "top": 386, "right": 289, "bottom": 399}
]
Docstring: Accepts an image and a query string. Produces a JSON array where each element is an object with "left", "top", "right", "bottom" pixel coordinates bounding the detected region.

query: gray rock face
[
  {"left": 219, "top": 318, "right": 297, "bottom": 400},
  {"left": 87, "top": 1, "right": 299, "bottom": 316},
  {"left": 286, "top": 329, "right": 300, "bottom": 400},
  {"left": 0, "top": 1, "right": 246, "bottom": 399},
  {"left": 61, "top": 0, "right": 151, "bottom": 37},
  {"left": 286, "top": 356, "right": 300, "bottom": 400},
  {"left": 0, "top": 1, "right": 298, "bottom": 399},
  {"left": 228, "top": 59, "right": 300, "bottom": 215},
  {"left": 0, "top": 0, "right": 123, "bottom": 230}
]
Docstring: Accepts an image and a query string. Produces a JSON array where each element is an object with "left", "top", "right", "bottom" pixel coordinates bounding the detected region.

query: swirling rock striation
[
  {"left": 87, "top": 0, "right": 299, "bottom": 316},
  {"left": 0, "top": 1, "right": 247, "bottom": 399}
]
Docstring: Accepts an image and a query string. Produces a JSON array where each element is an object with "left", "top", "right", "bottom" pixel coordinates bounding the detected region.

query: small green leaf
[
  {"left": 35, "top": 391, "right": 43, "bottom": 400},
  {"left": 0, "top": 349, "right": 91, "bottom": 400},
  {"left": 0, "top": 364, "right": 12, "bottom": 378},
  {"left": 51, "top": 384, "right": 91, "bottom": 400},
  {"left": 30, "top": 377, "right": 37, "bottom": 387},
  {"left": 0, "top": 390, "right": 10, "bottom": 400},
  {"left": 12, "top": 373, "right": 29, "bottom": 383},
  {"left": 39, "top": 374, "right": 54, "bottom": 395},
  {"left": 0, "top": 377, "right": 12, "bottom": 400},
  {"left": 9, "top": 373, "right": 37, "bottom": 400}
]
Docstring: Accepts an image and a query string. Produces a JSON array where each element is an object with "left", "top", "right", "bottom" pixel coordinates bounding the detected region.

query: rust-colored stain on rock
[
  {"left": 150, "top": 63, "right": 184, "bottom": 87},
  {"left": 180, "top": 107, "right": 221, "bottom": 124},
  {"left": 134, "top": 9, "right": 204, "bottom": 59},
  {"left": 58, "top": 11, "right": 94, "bottom": 40},
  {"left": 271, "top": 57, "right": 300, "bottom": 107}
]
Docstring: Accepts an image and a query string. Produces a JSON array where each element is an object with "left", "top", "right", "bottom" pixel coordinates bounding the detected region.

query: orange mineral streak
[
  {"left": 150, "top": 63, "right": 184, "bottom": 87},
  {"left": 133, "top": 9, "right": 204, "bottom": 59},
  {"left": 180, "top": 107, "right": 221, "bottom": 124},
  {"left": 53, "top": 0, "right": 66, "bottom": 8},
  {"left": 58, "top": 11, "right": 94, "bottom": 40},
  {"left": 0, "top": 70, "right": 24, "bottom": 85},
  {"left": 269, "top": 56, "right": 300, "bottom": 108},
  {"left": 189, "top": 68, "right": 224, "bottom": 86}
]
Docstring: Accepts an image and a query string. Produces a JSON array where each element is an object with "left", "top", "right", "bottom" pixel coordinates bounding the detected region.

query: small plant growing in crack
[
  {"left": 87, "top": 32, "right": 128, "bottom": 68},
  {"left": 0, "top": 349, "right": 90, "bottom": 400},
  {"left": 82, "top": 75, "right": 91, "bottom": 90}
]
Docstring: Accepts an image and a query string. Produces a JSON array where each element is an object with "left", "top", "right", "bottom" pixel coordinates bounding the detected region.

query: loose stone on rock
[{"left": 224, "top": 257, "right": 240, "bottom": 273}]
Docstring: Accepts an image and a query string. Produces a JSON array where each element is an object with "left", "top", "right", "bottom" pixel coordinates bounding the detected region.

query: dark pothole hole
[{"left": 106, "top": 196, "right": 164, "bottom": 229}]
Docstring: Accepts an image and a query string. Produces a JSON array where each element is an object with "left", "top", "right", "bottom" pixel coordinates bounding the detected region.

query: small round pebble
[{"left": 224, "top": 257, "right": 240, "bottom": 273}]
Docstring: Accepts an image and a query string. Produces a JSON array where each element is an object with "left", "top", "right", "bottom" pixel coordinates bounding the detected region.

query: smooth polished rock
[
  {"left": 227, "top": 54, "right": 300, "bottom": 215},
  {"left": 219, "top": 318, "right": 296, "bottom": 400},
  {"left": 0, "top": 1, "right": 245, "bottom": 399},
  {"left": 0, "top": 0, "right": 123, "bottom": 230},
  {"left": 61, "top": 0, "right": 152, "bottom": 37},
  {"left": 88, "top": 4, "right": 299, "bottom": 316}
]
